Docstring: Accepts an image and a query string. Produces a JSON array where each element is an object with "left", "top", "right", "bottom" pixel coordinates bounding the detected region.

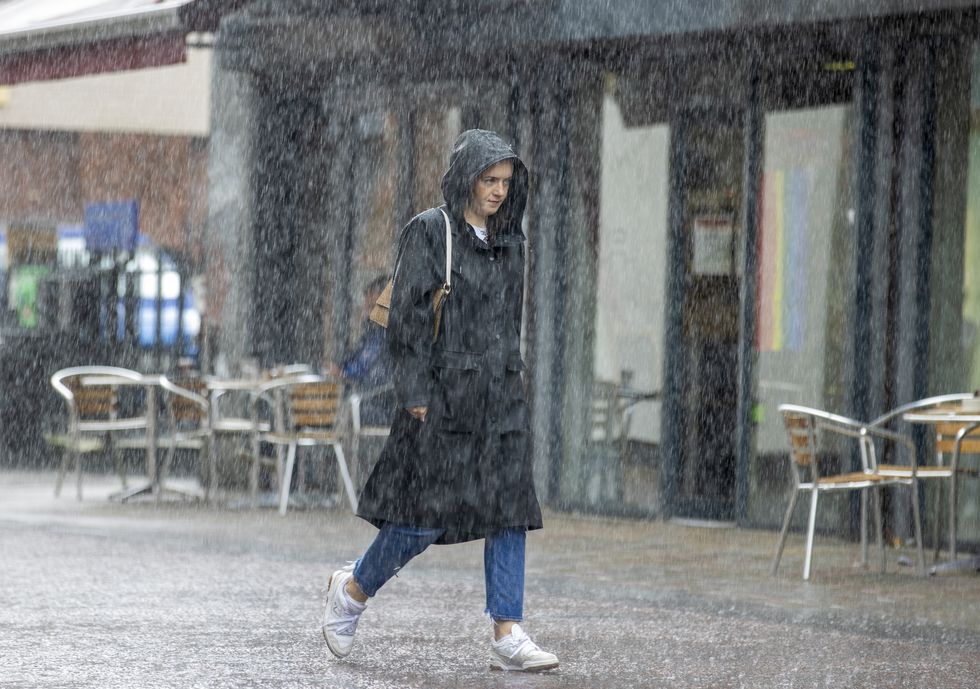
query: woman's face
[{"left": 466, "top": 160, "right": 514, "bottom": 222}]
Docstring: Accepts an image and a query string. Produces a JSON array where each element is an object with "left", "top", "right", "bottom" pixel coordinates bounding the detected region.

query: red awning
[
  {"left": 0, "top": 34, "right": 187, "bottom": 84},
  {"left": 0, "top": 0, "right": 242, "bottom": 85}
]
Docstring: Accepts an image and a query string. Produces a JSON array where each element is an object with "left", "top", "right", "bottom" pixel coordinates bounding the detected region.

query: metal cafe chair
[
  {"left": 772, "top": 404, "right": 925, "bottom": 580},
  {"left": 156, "top": 376, "right": 213, "bottom": 502},
  {"left": 48, "top": 366, "right": 150, "bottom": 500},
  {"left": 587, "top": 377, "right": 660, "bottom": 504},
  {"left": 866, "top": 393, "right": 980, "bottom": 563},
  {"left": 243, "top": 364, "right": 318, "bottom": 500},
  {"left": 255, "top": 374, "right": 357, "bottom": 515},
  {"left": 206, "top": 366, "right": 311, "bottom": 499}
]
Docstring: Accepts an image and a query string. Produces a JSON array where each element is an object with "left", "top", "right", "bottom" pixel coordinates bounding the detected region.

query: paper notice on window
[{"left": 692, "top": 216, "right": 734, "bottom": 276}]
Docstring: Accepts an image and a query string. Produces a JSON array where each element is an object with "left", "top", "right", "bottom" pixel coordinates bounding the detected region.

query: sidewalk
[{"left": 1, "top": 470, "right": 978, "bottom": 688}]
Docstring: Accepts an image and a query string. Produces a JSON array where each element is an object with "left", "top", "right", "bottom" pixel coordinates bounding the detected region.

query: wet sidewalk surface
[{"left": 1, "top": 470, "right": 979, "bottom": 688}]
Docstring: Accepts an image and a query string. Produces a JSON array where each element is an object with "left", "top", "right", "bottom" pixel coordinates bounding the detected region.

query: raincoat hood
[{"left": 441, "top": 129, "right": 529, "bottom": 238}]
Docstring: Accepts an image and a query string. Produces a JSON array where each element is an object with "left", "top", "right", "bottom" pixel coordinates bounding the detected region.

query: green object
[
  {"left": 9, "top": 265, "right": 51, "bottom": 328},
  {"left": 751, "top": 403, "right": 766, "bottom": 424}
]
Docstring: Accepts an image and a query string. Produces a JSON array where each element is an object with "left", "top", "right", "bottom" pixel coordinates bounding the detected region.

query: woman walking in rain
[{"left": 321, "top": 129, "right": 558, "bottom": 672}]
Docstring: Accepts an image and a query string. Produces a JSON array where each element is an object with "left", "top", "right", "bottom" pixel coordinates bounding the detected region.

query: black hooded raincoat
[{"left": 356, "top": 130, "right": 543, "bottom": 544}]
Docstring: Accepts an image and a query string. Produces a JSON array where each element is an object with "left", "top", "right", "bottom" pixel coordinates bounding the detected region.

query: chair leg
[
  {"left": 158, "top": 441, "right": 178, "bottom": 502},
  {"left": 112, "top": 445, "right": 127, "bottom": 491},
  {"left": 75, "top": 445, "right": 84, "bottom": 501},
  {"left": 933, "top": 481, "right": 943, "bottom": 563},
  {"left": 54, "top": 448, "right": 70, "bottom": 497},
  {"left": 909, "top": 479, "right": 926, "bottom": 576},
  {"left": 278, "top": 443, "right": 297, "bottom": 516},
  {"left": 249, "top": 435, "right": 261, "bottom": 502},
  {"left": 872, "top": 485, "right": 885, "bottom": 574},
  {"left": 949, "top": 471, "right": 959, "bottom": 562},
  {"left": 803, "top": 488, "right": 819, "bottom": 580},
  {"left": 771, "top": 489, "right": 800, "bottom": 576},
  {"left": 297, "top": 450, "right": 307, "bottom": 496},
  {"left": 351, "top": 433, "right": 362, "bottom": 491},
  {"left": 332, "top": 443, "right": 358, "bottom": 513},
  {"left": 860, "top": 488, "right": 869, "bottom": 568},
  {"left": 205, "top": 438, "right": 216, "bottom": 505},
  {"left": 276, "top": 443, "right": 287, "bottom": 491}
]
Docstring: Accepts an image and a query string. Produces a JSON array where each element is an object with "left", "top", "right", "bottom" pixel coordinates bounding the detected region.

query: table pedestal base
[
  {"left": 110, "top": 482, "right": 203, "bottom": 503},
  {"left": 928, "top": 555, "right": 980, "bottom": 576}
]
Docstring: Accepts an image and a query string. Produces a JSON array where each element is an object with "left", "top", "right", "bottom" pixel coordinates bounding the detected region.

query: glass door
[{"left": 668, "top": 108, "right": 745, "bottom": 521}]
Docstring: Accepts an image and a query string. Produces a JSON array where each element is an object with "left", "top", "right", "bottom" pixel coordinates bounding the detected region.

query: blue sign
[{"left": 84, "top": 200, "right": 139, "bottom": 252}]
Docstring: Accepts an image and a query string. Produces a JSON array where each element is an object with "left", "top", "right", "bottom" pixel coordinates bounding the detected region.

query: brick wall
[{"left": 0, "top": 129, "right": 208, "bottom": 261}]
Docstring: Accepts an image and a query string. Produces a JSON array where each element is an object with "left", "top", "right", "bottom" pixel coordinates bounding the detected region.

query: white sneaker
[
  {"left": 322, "top": 563, "right": 366, "bottom": 658},
  {"left": 489, "top": 624, "right": 559, "bottom": 672}
]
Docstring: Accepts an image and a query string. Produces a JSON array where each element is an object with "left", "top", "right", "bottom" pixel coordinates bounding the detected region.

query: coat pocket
[
  {"left": 499, "top": 356, "right": 529, "bottom": 433},
  {"left": 429, "top": 349, "right": 482, "bottom": 431}
]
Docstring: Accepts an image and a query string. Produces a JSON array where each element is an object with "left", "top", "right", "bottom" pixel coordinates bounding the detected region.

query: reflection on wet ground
[{"left": 1, "top": 471, "right": 978, "bottom": 688}]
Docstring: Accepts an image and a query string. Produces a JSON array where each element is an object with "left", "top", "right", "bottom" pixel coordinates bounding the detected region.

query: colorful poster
[{"left": 756, "top": 168, "right": 811, "bottom": 352}]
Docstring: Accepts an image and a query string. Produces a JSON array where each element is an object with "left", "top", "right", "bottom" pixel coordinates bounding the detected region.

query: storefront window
[
  {"left": 749, "top": 104, "right": 855, "bottom": 526},
  {"left": 962, "top": 49, "right": 980, "bottom": 394},
  {"left": 585, "top": 77, "right": 670, "bottom": 514},
  {"left": 950, "top": 44, "right": 980, "bottom": 540}
]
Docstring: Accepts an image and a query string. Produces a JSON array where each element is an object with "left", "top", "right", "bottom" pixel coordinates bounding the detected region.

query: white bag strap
[{"left": 439, "top": 208, "right": 452, "bottom": 294}]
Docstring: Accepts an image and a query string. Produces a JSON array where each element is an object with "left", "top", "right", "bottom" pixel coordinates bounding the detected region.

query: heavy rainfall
[{"left": 1, "top": 1, "right": 980, "bottom": 687}]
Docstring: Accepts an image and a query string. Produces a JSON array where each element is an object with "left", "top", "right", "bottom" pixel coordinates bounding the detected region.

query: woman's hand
[{"left": 407, "top": 406, "right": 428, "bottom": 422}]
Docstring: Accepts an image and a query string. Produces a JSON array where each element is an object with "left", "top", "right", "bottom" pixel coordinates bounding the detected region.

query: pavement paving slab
[{"left": 1, "top": 470, "right": 979, "bottom": 688}]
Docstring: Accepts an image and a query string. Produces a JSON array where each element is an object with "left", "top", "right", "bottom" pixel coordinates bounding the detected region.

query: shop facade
[{"left": 206, "top": 1, "right": 980, "bottom": 542}]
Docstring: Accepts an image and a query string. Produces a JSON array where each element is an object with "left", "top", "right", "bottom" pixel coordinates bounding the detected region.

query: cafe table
[
  {"left": 902, "top": 404, "right": 980, "bottom": 575},
  {"left": 74, "top": 373, "right": 159, "bottom": 502},
  {"left": 78, "top": 372, "right": 162, "bottom": 502},
  {"left": 204, "top": 376, "right": 275, "bottom": 499},
  {"left": 85, "top": 373, "right": 206, "bottom": 503}
]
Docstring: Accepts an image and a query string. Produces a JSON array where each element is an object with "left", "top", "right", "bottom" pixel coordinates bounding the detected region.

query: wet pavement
[{"left": 2, "top": 470, "right": 979, "bottom": 688}]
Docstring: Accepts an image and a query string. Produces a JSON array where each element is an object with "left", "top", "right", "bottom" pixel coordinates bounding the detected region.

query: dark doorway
[{"left": 666, "top": 107, "right": 745, "bottom": 521}]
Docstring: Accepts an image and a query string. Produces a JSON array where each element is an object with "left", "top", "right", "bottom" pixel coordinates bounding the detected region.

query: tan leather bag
[{"left": 369, "top": 208, "right": 453, "bottom": 343}]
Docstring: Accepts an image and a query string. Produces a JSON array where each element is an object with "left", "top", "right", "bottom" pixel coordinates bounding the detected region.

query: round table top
[
  {"left": 204, "top": 377, "right": 263, "bottom": 391},
  {"left": 903, "top": 404, "right": 980, "bottom": 424}
]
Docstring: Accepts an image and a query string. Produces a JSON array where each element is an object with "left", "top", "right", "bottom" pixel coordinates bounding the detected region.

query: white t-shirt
[{"left": 470, "top": 224, "right": 488, "bottom": 243}]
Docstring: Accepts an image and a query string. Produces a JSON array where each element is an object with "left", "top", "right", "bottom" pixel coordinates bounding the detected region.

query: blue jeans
[{"left": 352, "top": 523, "right": 526, "bottom": 621}]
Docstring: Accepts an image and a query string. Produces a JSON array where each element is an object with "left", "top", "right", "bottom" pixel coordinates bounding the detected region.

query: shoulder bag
[{"left": 369, "top": 208, "right": 453, "bottom": 343}]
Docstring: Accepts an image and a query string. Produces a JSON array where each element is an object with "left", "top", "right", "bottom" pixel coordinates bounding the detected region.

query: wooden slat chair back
[
  {"left": 67, "top": 379, "right": 118, "bottom": 421},
  {"left": 288, "top": 381, "right": 342, "bottom": 432},
  {"left": 167, "top": 377, "right": 209, "bottom": 424},
  {"left": 772, "top": 404, "right": 924, "bottom": 580},
  {"left": 783, "top": 411, "right": 817, "bottom": 471}
]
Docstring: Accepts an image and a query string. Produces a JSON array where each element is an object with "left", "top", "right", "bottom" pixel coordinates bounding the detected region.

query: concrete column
[
  {"left": 527, "top": 62, "right": 573, "bottom": 505},
  {"left": 892, "top": 38, "right": 940, "bottom": 541},
  {"left": 893, "top": 40, "right": 938, "bottom": 411},
  {"left": 204, "top": 56, "right": 258, "bottom": 375},
  {"left": 927, "top": 37, "right": 970, "bottom": 394}
]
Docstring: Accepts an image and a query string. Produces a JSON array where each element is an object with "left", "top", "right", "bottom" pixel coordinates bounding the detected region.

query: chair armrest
[
  {"left": 861, "top": 424, "right": 919, "bottom": 472},
  {"left": 349, "top": 384, "right": 393, "bottom": 432}
]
